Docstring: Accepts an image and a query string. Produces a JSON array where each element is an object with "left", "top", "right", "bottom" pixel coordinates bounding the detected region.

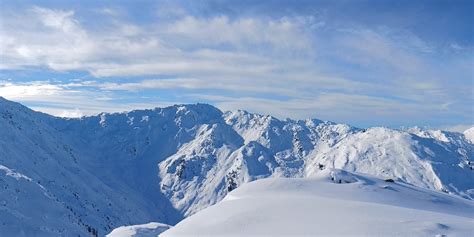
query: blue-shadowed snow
[{"left": 161, "top": 169, "right": 474, "bottom": 237}]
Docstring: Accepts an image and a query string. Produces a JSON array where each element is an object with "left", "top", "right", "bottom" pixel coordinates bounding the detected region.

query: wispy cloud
[
  {"left": 0, "top": 4, "right": 472, "bottom": 128},
  {"left": 0, "top": 80, "right": 178, "bottom": 117},
  {"left": 0, "top": 7, "right": 312, "bottom": 76}
]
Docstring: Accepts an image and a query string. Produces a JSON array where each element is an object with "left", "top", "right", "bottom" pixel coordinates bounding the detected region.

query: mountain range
[{"left": 0, "top": 97, "right": 472, "bottom": 236}]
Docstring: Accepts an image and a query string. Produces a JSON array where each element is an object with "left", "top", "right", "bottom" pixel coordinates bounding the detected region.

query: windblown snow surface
[
  {"left": 161, "top": 169, "right": 474, "bottom": 237},
  {"left": 106, "top": 222, "right": 171, "bottom": 237},
  {"left": 0, "top": 97, "right": 473, "bottom": 236}
]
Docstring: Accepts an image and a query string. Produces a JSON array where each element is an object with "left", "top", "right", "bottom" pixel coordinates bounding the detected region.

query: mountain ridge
[{"left": 0, "top": 97, "right": 473, "bottom": 236}]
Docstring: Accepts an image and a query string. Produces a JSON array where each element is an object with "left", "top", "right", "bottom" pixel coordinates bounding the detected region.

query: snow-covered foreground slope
[
  {"left": 0, "top": 96, "right": 473, "bottom": 236},
  {"left": 162, "top": 169, "right": 474, "bottom": 237},
  {"left": 106, "top": 222, "right": 171, "bottom": 237}
]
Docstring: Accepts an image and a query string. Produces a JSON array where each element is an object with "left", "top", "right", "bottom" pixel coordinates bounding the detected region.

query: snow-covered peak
[
  {"left": 80, "top": 103, "right": 222, "bottom": 128},
  {"left": 171, "top": 103, "right": 223, "bottom": 126},
  {"left": 407, "top": 126, "right": 452, "bottom": 142},
  {"left": 464, "top": 127, "right": 474, "bottom": 144},
  {"left": 303, "top": 118, "right": 325, "bottom": 127}
]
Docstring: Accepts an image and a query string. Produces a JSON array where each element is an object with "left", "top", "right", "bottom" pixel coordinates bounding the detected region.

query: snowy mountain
[
  {"left": 0, "top": 98, "right": 182, "bottom": 236},
  {"left": 464, "top": 127, "right": 474, "bottom": 144},
  {"left": 161, "top": 169, "right": 474, "bottom": 237},
  {"left": 0, "top": 97, "right": 473, "bottom": 236}
]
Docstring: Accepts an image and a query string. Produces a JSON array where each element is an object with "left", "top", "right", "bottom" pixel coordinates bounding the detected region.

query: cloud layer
[{"left": 0, "top": 4, "right": 472, "bottom": 128}]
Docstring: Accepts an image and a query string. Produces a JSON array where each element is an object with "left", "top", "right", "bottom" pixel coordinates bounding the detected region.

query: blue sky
[{"left": 0, "top": 0, "right": 473, "bottom": 129}]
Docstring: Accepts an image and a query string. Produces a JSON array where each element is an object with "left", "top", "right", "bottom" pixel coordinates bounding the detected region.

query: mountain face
[{"left": 0, "top": 97, "right": 473, "bottom": 236}]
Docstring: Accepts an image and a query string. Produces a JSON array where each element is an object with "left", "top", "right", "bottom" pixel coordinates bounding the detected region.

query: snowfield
[
  {"left": 106, "top": 222, "right": 171, "bottom": 237},
  {"left": 161, "top": 169, "right": 474, "bottom": 237},
  {"left": 0, "top": 97, "right": 473, "bottom": 236}
]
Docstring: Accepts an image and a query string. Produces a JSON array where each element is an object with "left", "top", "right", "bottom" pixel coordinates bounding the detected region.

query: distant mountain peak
[{"left": 464, "top": 127, "right": 474, "bottom": 143}]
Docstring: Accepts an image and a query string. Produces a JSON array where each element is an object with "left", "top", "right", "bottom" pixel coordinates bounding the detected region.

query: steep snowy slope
[
  {"left": 0, "top": 98, "right": 177, "bottom": 236},
  {"left": 161, "top": 169, "right": 474, "bottom": 237},
  {"left": 1, "top": 97, "right": 473, "bottom": 236},
  {"left": 52, "top": 104, "right": 225, "bottom": 220},
  {"left": 159, "top": 110, "right": 473, "bottom": 216},
  {"left": 304, "top": 127, "right": 474, "bottom": 199},
  {"left": 465, "top": 127, "right": 474, "bottom": 143}
]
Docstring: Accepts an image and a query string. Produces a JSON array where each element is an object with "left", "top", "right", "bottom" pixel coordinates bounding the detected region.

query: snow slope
[
  {"left": 106, "top": 222, "right": 171, "bottom": 237},
  {"left": 464, "top": 127, "right": 474, "bottom": 144},
  {"left": 0, "top": 98, "right": 180, "bottom": 236},
  {"left": 0, "top": 97, "right": 473, "bottom": 236},
  {"left": 161, "top": 169, "right": 474, "bottom": 237},
  {"left": 160, "top": 111, "right": 473, "bottom": 217}
]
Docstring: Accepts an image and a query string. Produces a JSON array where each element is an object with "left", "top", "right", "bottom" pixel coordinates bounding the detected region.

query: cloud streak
[{"left": 0, "top": 4, "right": 472, "bottom": 128}]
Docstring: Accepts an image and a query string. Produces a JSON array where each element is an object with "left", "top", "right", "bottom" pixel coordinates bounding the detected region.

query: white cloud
[
  {"left": 0, "top": 7, "right": 313, "bottom": 77},
  {"left": 0, "top": 81, "right": 178, "bottom": 117},
  {"left": 58, "top": 108, "right": 84, "bottom": 118},
  {"left": 0, "top": 6, "right": 472, "bottom": 126},
  {"left": 0, "top": 7, "right": 94, "bottom": 70},
  {"left": 0, "top": 81, "right": 68, "bottom": 99},
  {"left": 96, "top": 7, "right": 122, "bottom": 17},
  {"left": 334, "top": 28, "right": 424, "bottom": 73},
  {"left": 440, "top": 124, "right": 474, "bottom": 133},
  {"left": 31, "top": 7, "right": 77, "bottom": 32},
  {"left": 167, "top": 16, "right": 312, "bottom": 51},
  {"left": 221, "top": 95, "right": 369, "bottom": 122},
  {"left": 189, "top": 93, "right": 467, "bottom": 127}
]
